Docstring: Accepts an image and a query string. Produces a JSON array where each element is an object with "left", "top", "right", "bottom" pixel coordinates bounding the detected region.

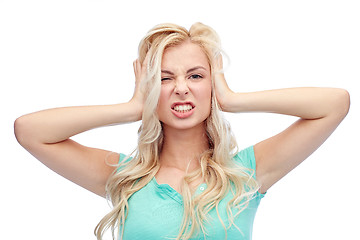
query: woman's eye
[
  {"left": 161, "top": 77, "right": 171, "bottom": 81},
  {"left": 190, "top": 74, "right": 203, "bottom": 80}
]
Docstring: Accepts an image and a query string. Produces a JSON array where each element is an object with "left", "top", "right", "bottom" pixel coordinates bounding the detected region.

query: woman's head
[
  {"left": 157, "top": 40, "right": 212, "bottom": 132},
  {"left": 137, "top": 22, "right": 224, "bottom": 146}
]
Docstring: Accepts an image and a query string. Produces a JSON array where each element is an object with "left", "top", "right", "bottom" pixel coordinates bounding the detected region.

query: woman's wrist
[
  {"left": 217, "top": 91, "right": 242, "bottom": 113},
  {"left": 125, "top": 99, "right": 143, "bottom": 122}
]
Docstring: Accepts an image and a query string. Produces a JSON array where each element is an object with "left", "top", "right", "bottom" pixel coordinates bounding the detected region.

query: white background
[{"left": 1, "top": 0, "right": 359, "bottom": 239}]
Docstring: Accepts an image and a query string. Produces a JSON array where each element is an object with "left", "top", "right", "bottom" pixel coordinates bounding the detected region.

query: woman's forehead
[{"left": 161, "top": 42, "right": 210, "bottom": 71}]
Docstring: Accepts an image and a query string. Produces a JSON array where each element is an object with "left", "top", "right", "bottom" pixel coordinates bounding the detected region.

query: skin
[{"left": 14, "top": 40, "right": 350, "bottom": 197}]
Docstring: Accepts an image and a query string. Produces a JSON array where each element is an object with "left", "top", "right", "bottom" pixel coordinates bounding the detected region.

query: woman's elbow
[
  {"left": 333, "top": 88, "right": 350, "bottom": 119},
  {"left": 14, "top": 115, "right": 33, "bottom": 148}
]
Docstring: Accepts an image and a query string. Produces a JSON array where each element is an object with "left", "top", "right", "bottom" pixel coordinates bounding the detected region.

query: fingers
[
  {"left": 134, "top": 59, "right": 147, "bottom": 84},
  {"left": 132, "top": 58, "right": 147, "bottom": 100},
  {"left": 133, "top": 59, "right": 141, "bottom": 81},
  {"left": 214, "top": 53, "right": 224, "bottom": 73},
  {"left": 133, "top": 60, "right": 137, "bottom": 78},
  {"left": 130, "top": 52, "right": 152, "bottom": 112},
  {"left": 142, "top": 49, "right": 151, "bottom": 67}
]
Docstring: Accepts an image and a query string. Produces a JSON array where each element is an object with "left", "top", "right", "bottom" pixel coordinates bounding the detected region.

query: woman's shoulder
[{"left": 233, "top": 145, "right": 256, "bottom": 170}]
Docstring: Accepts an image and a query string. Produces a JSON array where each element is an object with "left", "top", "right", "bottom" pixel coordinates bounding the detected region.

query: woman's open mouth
[{"left": 171, "top": 102, "right": 195, "bottom": 118}]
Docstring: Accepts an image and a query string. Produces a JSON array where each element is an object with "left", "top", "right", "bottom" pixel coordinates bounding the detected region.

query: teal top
[{"left": 118, "top": 146, "right": 265, "bottom": 240}]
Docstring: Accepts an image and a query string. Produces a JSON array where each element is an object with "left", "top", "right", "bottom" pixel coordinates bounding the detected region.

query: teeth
[{"left": 174, "top": 104, "right": 193, "bottom": 112}]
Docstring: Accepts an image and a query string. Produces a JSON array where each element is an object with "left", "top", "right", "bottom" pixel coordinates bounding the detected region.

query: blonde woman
[{"left": 14, "top": 23, "right": 350, "bottom": 240}]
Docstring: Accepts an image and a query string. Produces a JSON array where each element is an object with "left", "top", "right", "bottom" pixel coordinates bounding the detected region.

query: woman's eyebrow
[
  {"left": 161, "top": 70, "right": 174, "bottom": 75},
  {"left": 161, "top": 66, "right": 207, "bottom": 75},
  {"left": 161, "top": 66, "right": 206, "bottom": 75},
  {"left": 187, "top": 66, "right": 207, "bottom": 73}
]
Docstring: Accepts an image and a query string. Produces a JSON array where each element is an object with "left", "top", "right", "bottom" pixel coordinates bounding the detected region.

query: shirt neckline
[{"left": 151, "top": 177, "right": 207, "bottom": 204}]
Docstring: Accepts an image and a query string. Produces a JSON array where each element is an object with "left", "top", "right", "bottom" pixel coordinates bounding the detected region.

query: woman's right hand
[{"left": 130, "top": 56, "right": 149, "bottom": 121}]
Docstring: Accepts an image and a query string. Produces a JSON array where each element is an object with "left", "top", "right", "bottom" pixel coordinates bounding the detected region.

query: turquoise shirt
[{"left": 118, "top": 146, "right": 265, "bottom": 239}]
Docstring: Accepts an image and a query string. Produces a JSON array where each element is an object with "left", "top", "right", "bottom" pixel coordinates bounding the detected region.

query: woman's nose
[{"left": 174, "top": 78, "right": 189, "bottom": 95}]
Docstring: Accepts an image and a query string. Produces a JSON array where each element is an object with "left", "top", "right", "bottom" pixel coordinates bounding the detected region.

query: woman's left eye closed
[{"left": 161, "top": 77, "right": 171, "bottom": 81}]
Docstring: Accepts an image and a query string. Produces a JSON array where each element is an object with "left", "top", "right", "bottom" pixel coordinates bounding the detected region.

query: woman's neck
[{"left": 159, "top": 123, "right": 209, "bottom": 172}]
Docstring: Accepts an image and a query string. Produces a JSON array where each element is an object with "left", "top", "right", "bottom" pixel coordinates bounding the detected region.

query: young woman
[{"left": 14, "top": 23, "right": 350, "bottom": 240}]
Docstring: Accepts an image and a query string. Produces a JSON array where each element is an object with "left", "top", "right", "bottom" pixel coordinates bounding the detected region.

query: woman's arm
[
  {"left": 215, "top": 67, "right": 350, "bottom": 193},
  {"left": 14, "top": 59, "right": 147, "bottom": 197}
]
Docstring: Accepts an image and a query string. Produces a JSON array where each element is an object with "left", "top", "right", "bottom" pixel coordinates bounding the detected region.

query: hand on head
[
  {"left": 131, "top": 54, "right": 150, "bottom": 117},
  {"left": 213, "top": 53, "right": 234, "bottom": 112}
]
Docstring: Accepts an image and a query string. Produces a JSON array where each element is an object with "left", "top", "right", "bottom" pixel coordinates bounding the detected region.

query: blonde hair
[{"left": 95, "top": 22, "right": 260, "bottom": 240}]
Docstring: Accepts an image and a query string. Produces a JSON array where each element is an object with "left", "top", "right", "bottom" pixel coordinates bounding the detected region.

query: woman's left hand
[{"left": 213, "top": 54, "right": 235, "bottom": 112}]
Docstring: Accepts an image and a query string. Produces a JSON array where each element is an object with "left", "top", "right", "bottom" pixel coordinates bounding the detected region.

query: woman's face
[{"left": 157, "top": 40, "right": 212, "bottom": 131}]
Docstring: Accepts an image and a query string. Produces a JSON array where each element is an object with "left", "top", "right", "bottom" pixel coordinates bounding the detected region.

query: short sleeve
[
  {"left": 119, "top": 153, "right": 128, "bottom": 164},
  {"left": 117, "top": 153, "right": 132, "bottom": 172},
  {"left": 234, "top": 146, "right": 256, "bottom": 171},
  {"left": 234, "top": 146, "right": 266, "bottom": 198}
]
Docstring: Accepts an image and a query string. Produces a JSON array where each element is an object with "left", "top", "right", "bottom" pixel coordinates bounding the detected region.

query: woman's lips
[{"left": 171, "top": 102, "right": 195, "bottom": 118}]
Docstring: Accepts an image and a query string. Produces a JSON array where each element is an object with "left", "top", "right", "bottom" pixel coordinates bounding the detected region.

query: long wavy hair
[{"left": 95, "top": 22, "right": 259, "bottom": 240}]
